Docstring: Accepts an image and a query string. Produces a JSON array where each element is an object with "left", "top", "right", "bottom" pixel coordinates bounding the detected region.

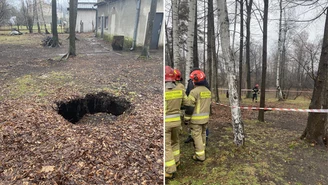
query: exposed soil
[
  {"left": 0, "top": 33, "right": 163, "bottom": 184},
  {"left": 168, "top": 99, "right": 328, "bottom": 185}
]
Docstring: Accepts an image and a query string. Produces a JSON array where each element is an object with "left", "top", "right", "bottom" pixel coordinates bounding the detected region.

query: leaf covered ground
[
  {"left": 0, "top": 33, "right": 163, "bottom": 184},
  {"left": 168, "top": 97, "right": 328, "bottom": 185}
]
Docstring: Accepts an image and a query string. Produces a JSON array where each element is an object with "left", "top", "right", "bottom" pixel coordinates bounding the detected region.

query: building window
[{"left": 104, "top": 16, "right": 108, "bottom": 29}]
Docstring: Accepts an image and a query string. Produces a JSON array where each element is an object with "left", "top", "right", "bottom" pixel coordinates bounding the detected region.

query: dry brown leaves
[{"left": 0, "top": 93, "right": 163, "bottom": 184}]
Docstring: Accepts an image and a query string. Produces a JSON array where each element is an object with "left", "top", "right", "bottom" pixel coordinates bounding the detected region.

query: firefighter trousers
[
  {"left": 190, "top": 123, "right": 208, "bottom": 161},
  {"left": 165, "top": 122, "right": 180, "bottom": 174}
]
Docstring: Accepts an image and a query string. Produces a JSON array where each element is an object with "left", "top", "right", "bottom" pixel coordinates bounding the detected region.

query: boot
[
  {"left": 184, "top": 135, "right": 193, "bottom": 143},
  {"left": 165, "top": 172, "right": 174, "bottom": 179}
]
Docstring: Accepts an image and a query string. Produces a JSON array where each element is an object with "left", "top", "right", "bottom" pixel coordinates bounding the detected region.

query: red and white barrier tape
[
  {"left": 217, "top": 103, "right": 328, "bottom": 113},
  {"left": 218, "top": 88, "right": 312, "bottom": 93}
]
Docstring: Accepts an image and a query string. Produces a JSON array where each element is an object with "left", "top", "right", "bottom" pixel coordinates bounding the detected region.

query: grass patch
[{"left": 6, "top": 71, "right": 73, "bottom": 99}]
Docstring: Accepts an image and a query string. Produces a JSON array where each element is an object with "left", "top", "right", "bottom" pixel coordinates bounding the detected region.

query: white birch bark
[
  {"left": 276, "top": 0, "right": 283, "bottom": 101},
  {"left": 185, "top": 0, "right": 196, "bottom": 87},
  {"left": 172, "top": 0, "right": 179, "bottom": 68},
  {"left": 217, "top": 0, "right": 244, "bottom": 146}
]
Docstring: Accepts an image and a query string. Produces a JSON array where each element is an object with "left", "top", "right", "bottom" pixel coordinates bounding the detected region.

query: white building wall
[
  {"left": 97, "top": 0, "right": 164, "bottom": 48},
  {"left": 76, "top": 10, "right": 96, "bottom": 32}
]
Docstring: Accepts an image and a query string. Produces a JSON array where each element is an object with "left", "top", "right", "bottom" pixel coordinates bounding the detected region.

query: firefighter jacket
[
  {"left": 175, "top": 82, "right": 185, "bottom": 90},
  {"left": 165, "top": 84, "right": 187, "bottom": 127},
  {"left": 186, "top": 78, "right": 210, "bottom": 96},
  {"left": 184, "top": 85, "right": 211, "bottom": 124}
]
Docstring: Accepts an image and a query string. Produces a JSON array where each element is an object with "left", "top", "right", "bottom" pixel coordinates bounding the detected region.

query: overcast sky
[{"left": 165, "top": 0, "right": 327, "bottom": 56}]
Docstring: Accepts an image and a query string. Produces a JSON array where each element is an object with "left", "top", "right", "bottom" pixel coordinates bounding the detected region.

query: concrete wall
[
  {"left": 97, "top": 0, "right": 163, "bottom": 48},
  {"left": 76, "top": 10, "right": 96, "bottom": 32}
]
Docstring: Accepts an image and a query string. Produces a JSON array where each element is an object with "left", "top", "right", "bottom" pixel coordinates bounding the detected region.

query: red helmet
[
  {"left": 255, "top": 84, "right": 259, "bottom": 87},
  {"left": 165, "top": 66, "right": 175, "bottom": 82},
  {"left": 190, "top": 70, "right": 205, "bottom": 82},
  {"left": 174, "top": 69, "right": 182, "bottom": 81}
]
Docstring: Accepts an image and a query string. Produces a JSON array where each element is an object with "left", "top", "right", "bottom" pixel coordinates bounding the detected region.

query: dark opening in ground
[{"left": 56, "top": 92, "right": 131, "bottom": 123}]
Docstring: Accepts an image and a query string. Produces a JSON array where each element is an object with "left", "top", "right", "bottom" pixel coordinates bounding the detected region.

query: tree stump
[{"left": 112, "top": 36, "right": 124, "bottom": 51}]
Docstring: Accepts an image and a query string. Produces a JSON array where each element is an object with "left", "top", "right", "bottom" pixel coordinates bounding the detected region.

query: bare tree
[
  {"left": 33, "top": 0, "right": 40, "bottom": 33},
  {"left": 217, "top": 0, "right": 244, "bottom": 146},
  {"left": 245, "top": 0, "right": 253, "bottom": 98},
  {"left": 140, "top": 0, "right": 158, "bottom": 58},
  {"left": 61, "top": 0, "right": 77, "bottom": 60},
  {"left": 0, "top": 0, "right": 10, "bottom": 26},
  {"left": 258, "top": 0, "right": 268, "bottom": 122},
  {"left": 185, "top": 0, "right": 196, "bottom": 86},
  {"left": 172, "top": 0, "right": 179, "bottom": 68},
  {"left": 51, "top": 0, "right": 59, "bottom": 47},
  {"left": 301, "top": 8, "right": 328, "bottom": 146},
  {"left": 238, "top": 0, "right": 244, "bottom": 100},
  {"left": 276, "top": 0, "right": 284, "bottom": 101},
  {"left": 39, "top": 0, "right": 49, "bottom": 33}
]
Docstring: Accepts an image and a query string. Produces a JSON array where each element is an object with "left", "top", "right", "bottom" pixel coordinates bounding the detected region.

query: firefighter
[
  {"left": 252, "top": 84, "right": 259, "bottom": 102},
  {"left": 184, "top": 67, "right": 210, "bottom": 144},
  {"left": 184, "top": 70, "right": 211, "bottom": 161},
  {"left": 173, "top": 69, "right": 184, "bottom": 90},
  {"left": 165, "top": 66, "right": 186, "bottom": 179}
]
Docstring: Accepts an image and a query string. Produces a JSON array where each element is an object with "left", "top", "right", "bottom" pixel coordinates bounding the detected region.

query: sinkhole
[{"left": 56, "top": 92, "right": 131, "bottom": 124}]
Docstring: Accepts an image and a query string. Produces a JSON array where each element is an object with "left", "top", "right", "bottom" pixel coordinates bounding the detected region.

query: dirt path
[{"left": 0, "top": 33, "right": 163, "bottom": 184}]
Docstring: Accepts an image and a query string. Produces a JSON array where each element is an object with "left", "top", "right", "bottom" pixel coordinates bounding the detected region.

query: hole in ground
[{"left": 56, "top": 92, "right": 131, "bottom": 124}]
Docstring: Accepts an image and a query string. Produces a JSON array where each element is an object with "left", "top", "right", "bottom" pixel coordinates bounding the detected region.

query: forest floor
[
  {"left": 0, "top": 33, "right": 163, "bottom": 184},
  {"left": 168, "top": 97, "right": 328, "bottom": 185}
]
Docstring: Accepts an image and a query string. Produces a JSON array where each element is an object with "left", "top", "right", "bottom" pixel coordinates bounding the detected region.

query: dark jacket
[{"left": 186, "top": 78, "right": 210, "bottom": 96}]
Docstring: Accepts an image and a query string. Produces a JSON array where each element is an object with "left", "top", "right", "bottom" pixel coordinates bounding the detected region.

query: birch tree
[
  {"left": 301, "top": 8, "right": 328, "bottom": 146},
  {"left": 172, "top": 0, "right": 179, "bottom": 68},
  {"left": 185, "top": 0, "right": 196, "bottom": 86},
  {"left": 217, "top": 0, "right": 244, "bottom": 146},
  {"left": 238, "top": 0, "right": 244, "bottom": 100},
  {"left": 276, "top": 0, "right": 284, "bottom": 101}
]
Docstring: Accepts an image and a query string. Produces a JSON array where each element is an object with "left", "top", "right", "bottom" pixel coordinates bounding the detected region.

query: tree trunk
[
  {"left": 68, "top": 0, "right": 78, "bottom": 56},
  {"left": 193, "top": 2, "right": 199, "bottom": 68},
  {"left": 209, "top": 0, "right": 219, "bottom": 102},
  {"left": 185, "top": 0, "right": 196, "bottom": 86},
  {"left": 207, "top": 0, "right": 212, "bottom": 89},
  {"left": 301, "top": 9, "right": 328, "bottom": 146},
  {"left": 165, "top": 22, "right": 173, "bottom": 67},
  {"left": 140, "top": 0, "right": 158, "bottom": 58},
  {"left": 232, "top": 0, "right": 238, "bottom": 73},
  {"left": 172, "top": 0, "right": 179, "bottom": 68},
  {"left": 245, "top": 0, "right": 253, "bottom": 98},
  {"left": 276, "top": 0, "right": 283, "bottom": 101},
  {"left": 238, "top": 0, "right": 244, "bottom": 100},
  {"left": 258, "top": 0, "right": 268, "bottom": 122},
  {"left": 217, "top": 0, "right": 244, "bottom": 146},
  {"left": 51, "top": 0, "right": 59, "bottom": 47},
  {"left": 39, "top": 0, "right": 48, "bottom": 33}
]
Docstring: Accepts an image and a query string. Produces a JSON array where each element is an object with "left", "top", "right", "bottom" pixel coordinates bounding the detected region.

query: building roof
[
  {"left": 78, "top": 3, "right": 96, "bottom": 10},
  {"left": 67, "top": 2, "right": 97, "bottom": 11},
  {"left": 94, "top": 0, "right": 119, "bottom": 6}
]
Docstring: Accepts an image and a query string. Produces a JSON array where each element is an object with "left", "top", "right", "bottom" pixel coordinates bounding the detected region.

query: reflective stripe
[
  {"left": 191, "top": 113, "right": 210, "bottom": 120},
  {"left": 165, "top": 90, "right": 183, "bottom": 100},
  {"left": 196, "top": 150, "right": 205, "bottom": 156},
  {"left": 196, "top": 98, "right": 200, "bottom": 114},
  {"left": 187, "top": 95, "right": 196, "bottom": 103},
  {"left": 165, "top": 114, "right": 181, "bottom": 118},
  {"left": 173, "top": 150, "right": 180, "bottom": 156},
  {"left": 165, "top": 117, "right": 181, "bottom": 122},
  {"left": 184, "top": 116, "right": 191, "bottom": 120},
  {"left": 165, "top": 159, "right": 176, "bottom": 167},
  {"left": 200, "top": 91, "right": 211, "bottom": 98}
]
